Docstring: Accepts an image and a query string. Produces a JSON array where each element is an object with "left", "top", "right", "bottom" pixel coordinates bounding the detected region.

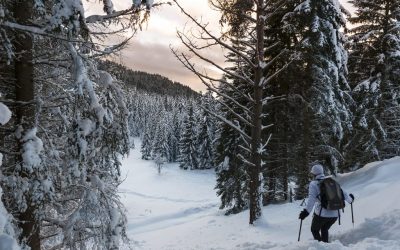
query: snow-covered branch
[{"left": 86, "top": 1, "right": 168, "bottom": 23}]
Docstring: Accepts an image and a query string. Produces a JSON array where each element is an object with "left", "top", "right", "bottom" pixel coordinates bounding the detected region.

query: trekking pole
[
  {"left": 351, "top": 202, "right": 354, "bottom": 228},
  {"left": 298, "top": 219, "right": 303, "bottom": 242}
]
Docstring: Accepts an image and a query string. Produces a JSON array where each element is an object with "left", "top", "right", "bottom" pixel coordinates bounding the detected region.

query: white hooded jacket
[{"left": 305, "top": 174, "right": 353, "bottom": 218}]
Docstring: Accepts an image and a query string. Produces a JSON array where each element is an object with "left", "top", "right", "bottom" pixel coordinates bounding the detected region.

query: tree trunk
[
  {"left": 296, "top": 107, "right": 311, "bottom": 200},
  {"left": 13, "top": 0, "right": 40, "bottom": 249},
  {"left": 249, "top": 84, "right": 263, "bottom": 224},
  {"left": 249, "top": 0, "right": 265, "bottom": 225}
]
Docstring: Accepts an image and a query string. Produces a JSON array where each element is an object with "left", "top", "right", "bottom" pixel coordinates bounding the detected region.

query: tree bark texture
[
  {"left": 249, "top": 0, "right": 265, "bottom": 225},
  {"left": 13, "top": 0, "right": 41, "bottom": 249}
]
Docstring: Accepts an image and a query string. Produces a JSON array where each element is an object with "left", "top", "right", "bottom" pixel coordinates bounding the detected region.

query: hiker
[{"left": 298, "top": 164, "right": 354, "bottom": 243}]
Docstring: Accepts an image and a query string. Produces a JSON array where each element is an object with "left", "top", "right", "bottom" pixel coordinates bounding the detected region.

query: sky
[{"left": 86, "top": 0, "right": 356, "bottom": 92}]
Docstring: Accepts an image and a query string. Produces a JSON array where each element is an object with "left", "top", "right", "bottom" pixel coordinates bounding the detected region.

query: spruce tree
[
  {"left": 282, "top": 0, "right": 353, "bottom": 198},
  {"left": 346, "top": 0, "right": 400, "bottom": 168},
  {"left": 197, "top": 93, "right": 215, "bottom": 169},
  {"left": 141, "top": 129, "right": 152, "bottom": 160},
  {"left": 169, "top": 110, "right": 182, "bottom": 162},
  {"left": 214, "top": 81, "right": 249, "bottom": 214},
  {"left": 261, "top": 0, "right": 303, "bottom": 204},
  {"left": 152, "top": 122, "right": 169, "bottom": 160},
  {"left": 179, "top": 105, "right": 199, "bottom": 170},
  {"left": 0, "top": 1, "right": 153, "bottom": 248},
  {"left": 213, "top": 33, "right": 253, "bottom": 214}
]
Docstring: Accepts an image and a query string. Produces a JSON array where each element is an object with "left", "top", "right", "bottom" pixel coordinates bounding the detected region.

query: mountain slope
[{"left": 98, "top": 60, "right": 198, "bottom": 98}]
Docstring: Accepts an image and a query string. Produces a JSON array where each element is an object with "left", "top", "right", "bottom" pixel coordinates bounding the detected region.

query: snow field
[{"left": 120, "top": 139, "right": 400, "bottom": 249}]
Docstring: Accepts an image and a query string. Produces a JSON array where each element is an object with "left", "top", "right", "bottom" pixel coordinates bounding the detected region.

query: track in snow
[{"left": 120, "top": 190, "right": 214, "bottom": 204}]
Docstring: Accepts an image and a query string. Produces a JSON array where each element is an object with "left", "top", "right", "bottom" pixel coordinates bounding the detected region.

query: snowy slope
[{"left": 120, "top": 139, "right": 400, "bottom": 249}]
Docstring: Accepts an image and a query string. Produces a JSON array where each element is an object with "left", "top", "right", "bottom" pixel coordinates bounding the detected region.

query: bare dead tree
[{"left": 171, "top": 0, "right": 294, "bottom": 224}]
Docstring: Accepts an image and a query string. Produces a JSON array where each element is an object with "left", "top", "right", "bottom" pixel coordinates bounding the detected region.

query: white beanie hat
[{"left": 311, "top": 164, "right": 324, "bottom": 175}]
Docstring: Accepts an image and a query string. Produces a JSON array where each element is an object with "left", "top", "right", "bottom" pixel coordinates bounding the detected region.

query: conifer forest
[{"left": 0, "top": 0, "right": 399, "bottom": 249}]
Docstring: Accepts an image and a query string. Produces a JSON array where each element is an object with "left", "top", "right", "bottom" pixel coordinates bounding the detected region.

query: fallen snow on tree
[
  {"left": 0, "top": 188, "right": 20, "bottom": 250},
  {"left": 0, "top": 102, "right": 11, "bottom": 126},
  {"left": 21, "top": 128, "right": 43, "bottom": 173}
]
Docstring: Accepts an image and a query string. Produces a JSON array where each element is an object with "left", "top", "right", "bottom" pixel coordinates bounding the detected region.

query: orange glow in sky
[{"left": 86, "top": 0, "right": 356, "bottom": 92}]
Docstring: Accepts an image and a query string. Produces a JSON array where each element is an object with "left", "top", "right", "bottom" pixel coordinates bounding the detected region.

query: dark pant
[{"left": 311, "top": 214, "right": 337, "bottom": 243}]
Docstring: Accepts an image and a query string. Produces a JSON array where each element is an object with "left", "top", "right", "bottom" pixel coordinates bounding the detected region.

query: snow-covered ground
[{"left": 120, "top": 139, "right": 400, "bottom": 249}]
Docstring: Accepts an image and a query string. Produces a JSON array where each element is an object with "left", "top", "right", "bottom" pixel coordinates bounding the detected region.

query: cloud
[
  {"left": 120, "top": 40, "right": 224, "bottom": 92},
  {"left": 122, "top": 41, "right": 193, "bottom": 79},
  {"left": 107, "top": 0, "right": 226, "bottom": 92},
  {"left": 88, "top": 0, "right": 357, "bottom": 92}
]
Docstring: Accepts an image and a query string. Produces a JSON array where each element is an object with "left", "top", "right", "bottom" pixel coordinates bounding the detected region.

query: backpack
[{"left": 318, "top": 177, "right": 345, "bottom": 211}]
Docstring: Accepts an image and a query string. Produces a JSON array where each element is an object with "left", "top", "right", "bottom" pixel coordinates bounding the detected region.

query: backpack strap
[
  {"left": 317, "top": 179, "right": 323, "bottom": 216},
  {"left": 338, "top": 210, "right": 341, "bottom": 225},
  {"left": 316, "top": 179, "right": 324, "bottom": 201}
]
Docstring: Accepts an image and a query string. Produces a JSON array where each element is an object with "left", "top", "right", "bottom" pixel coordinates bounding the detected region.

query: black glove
[
  {"left": 349, "top": 193, "right": 354, "bottom": 203},
  {"left": 299, "top": 209, "right": 309, "bottom": 220}
]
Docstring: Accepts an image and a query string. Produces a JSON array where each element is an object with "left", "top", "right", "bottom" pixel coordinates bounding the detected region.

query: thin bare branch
[
  {"left": 173, "top": 0, "right": 257, "bottom": 69},
  {"left": 171, "top": 48, "right": 254, "bottom": 114},
  {"left": 176, "top": 30, "right": 254, "bottom": 85},
  {"left": 202, "top": 106, "right": 252, "bottom": 142}
]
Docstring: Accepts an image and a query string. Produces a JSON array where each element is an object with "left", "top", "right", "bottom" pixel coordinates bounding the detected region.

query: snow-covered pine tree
[
  {"left": 168, "top": 109, "right": 182, "bottom": 162},
  {"left": 212, "top": 27, "right": 254, "bottom": 213},
  {"left": 282, "top": 0, "right": 353, "bottom": 198},
  {"left": 126, "top": 88, "right": 140, "bottom": 144},
  {"left": 161, "top": 107, "right": 178, "bottom": 163},
  {"left": 152, "top": 120, "right": 169, "bottom": 160},
  {"left": 141, "top": 128, "right": 152, "bottom": 160},
  {"left": 260, "top": 0, "right": 305, "bottom": 204},
  {"left": 203, "top": 90, "right": 218, "bottom": 140},
  {"left": 0, "top": 0, "right": 154, "bottom": 248},
  {"left": 60, "top": 53, "right": 130, "bottom": 249},
  {"left": 197, "top": 92, "right": 216, "bottom": 169},
  {"left": 115, "top": 83, "right": 195, "bottom": 163},
  {"left": 345, "top": 0, "right": 400, "bottom": 168},
  {"left": 0, "top": 1, "right": 44, "bottom": 247},
  {"left": 214, "top": 79, "right": 249, "bottom": 214},
  {"left": 178, "top": 104, "right": 199, "bottom": 170}
]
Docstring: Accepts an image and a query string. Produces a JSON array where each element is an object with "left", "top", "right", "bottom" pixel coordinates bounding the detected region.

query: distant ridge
[{"left": 98, "top": 60, "right": 198, "bottom": 98}]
